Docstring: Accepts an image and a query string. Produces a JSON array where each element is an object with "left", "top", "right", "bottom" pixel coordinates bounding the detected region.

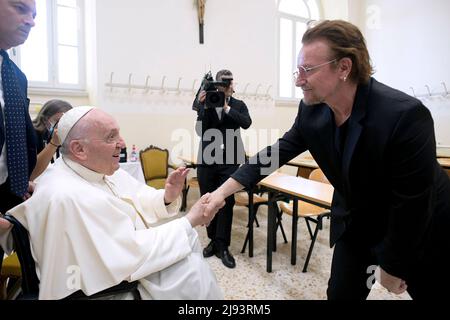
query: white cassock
[{"left": 1, "top": 157, "right": 223, "bottom": 300}]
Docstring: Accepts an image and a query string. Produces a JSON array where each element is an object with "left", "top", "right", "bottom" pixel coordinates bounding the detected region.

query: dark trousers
[
  {"left": 327, "top": 232, "right": 450, "bottom": 300},
  {"left": 0, "top": 179, "right": 23, "bottom": 214},
  {"left": 198, "top": 164, "right": 239, "bottom": 250},
  {"left": 327, "top": 236, "right": 377, "bottom": 300}
]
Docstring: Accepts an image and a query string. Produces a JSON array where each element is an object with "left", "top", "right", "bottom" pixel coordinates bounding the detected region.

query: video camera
[{"left": 192, "top": 71, "right": 233, "bottom": 111}]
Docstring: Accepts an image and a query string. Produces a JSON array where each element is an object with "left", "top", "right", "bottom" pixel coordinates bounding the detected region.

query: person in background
[
  {"left": 194, "top": 69, "right": 252, "bottom": 269},
  {"left": 30, "top": 99, "right": 72, "bottom": 180},
  {"left": 0, "top": 0, "right": 37, "bottom": 214},
  {"left": 204, "top": 20, "right": 450, "bottom": 300}
]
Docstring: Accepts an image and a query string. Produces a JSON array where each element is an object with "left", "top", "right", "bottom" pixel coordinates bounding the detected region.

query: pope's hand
[
  {"left": 0, "top": 217, "right": 12, "bottom": 231},
  {"left": 164, "top": 167, "right": 190, "bottom": 204},
  {"left": 203, "top": 190, "right": 226, "bottom": 219},
  {"left": 186, "top": 193, "right": 216, "bottom": 227}
]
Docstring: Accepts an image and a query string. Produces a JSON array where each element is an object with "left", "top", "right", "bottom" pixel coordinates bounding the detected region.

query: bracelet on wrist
[{"left": 49, "top": 142, "right": 60, "bottom": 148}]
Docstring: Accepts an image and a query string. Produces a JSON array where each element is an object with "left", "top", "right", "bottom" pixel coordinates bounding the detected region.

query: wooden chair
[
  {"left": 2, "top": 214, "right": 141, "bottom": 300},
  {"left": 278, "top": 169, "right": 331, "bottom": 272},
  {"left": 139, "top": 145, "right": 176, "bottom": 189},
  {"left": 0, "top": 252, "right": 22, "bottom": 300},
  {"left": 235, "top": 187, "right": 288, "bottom": 257}
]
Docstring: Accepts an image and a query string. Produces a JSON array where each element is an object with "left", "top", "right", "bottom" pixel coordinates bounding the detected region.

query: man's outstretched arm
[{"left": 204, "top": 178, "right": 244, "bottom": 218}]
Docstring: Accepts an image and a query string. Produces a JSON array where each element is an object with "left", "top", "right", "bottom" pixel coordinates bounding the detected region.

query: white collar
[{"left": 62, "top": 156, "right": 105, "bottom": 183}]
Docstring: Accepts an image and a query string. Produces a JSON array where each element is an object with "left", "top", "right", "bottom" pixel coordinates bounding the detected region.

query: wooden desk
[
  {"left": 258, "top": 172, "right": 333, "bottom": 272},
  {"left": 286, "top": 156, "right": 319, "bottom": 178},
  {"left": 438, "top": 158, "right": 450, "bottom": 168},
  {"left": 178, "top": 155, "right": 197, "bottom": 168},
  {"left": 438, "top": 158, "right": 450, "bottom": 177},
  {"left": 437, "top": 147, "right": 450, "bottom": 158}
]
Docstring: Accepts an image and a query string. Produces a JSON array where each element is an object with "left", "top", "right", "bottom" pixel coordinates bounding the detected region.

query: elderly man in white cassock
[{"left": 0, "top": 106, "right": 224, "bottom": 300}]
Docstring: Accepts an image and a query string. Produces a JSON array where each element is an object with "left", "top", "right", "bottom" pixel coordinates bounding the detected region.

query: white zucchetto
[{"left": 58, "top": 106, "right": 95, "bottom": 144}]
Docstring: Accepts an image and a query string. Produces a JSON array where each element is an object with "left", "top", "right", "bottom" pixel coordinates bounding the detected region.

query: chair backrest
[
  {"left": 139, "top": 145, "right": 169, "bottom": 181},
  {"left": 3, "top": 215, "right": 40, "bottom": 299},
  {"left": 309, "top": 169, "right": 330, "bottom": 184}
]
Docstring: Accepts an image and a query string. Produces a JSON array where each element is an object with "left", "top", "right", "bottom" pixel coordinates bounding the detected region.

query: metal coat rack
[
  {"left": 409, "top": 82, "right": 449, "bottom": 99},
  {"left": 105, "top": 72, "right": 273, "bottom": 100}
]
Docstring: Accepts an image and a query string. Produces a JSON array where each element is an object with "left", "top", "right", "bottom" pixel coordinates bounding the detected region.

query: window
[
  {"left": 278, "top": 0, "right": 320, "bottom": 100},
  {"left": 11, "top": 0, "right": 85, "bottom": 92}
]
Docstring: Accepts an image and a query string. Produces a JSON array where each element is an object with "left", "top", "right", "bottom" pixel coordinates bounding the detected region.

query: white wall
[
  {"left": 361, "top": 0, "right": 450, "bottom": 145},
  {"left": 88, "top": 0, "right": 296, "bottom": 165},
  {"left": 29, "top": 0, "right": 449, "bottom": 157}
]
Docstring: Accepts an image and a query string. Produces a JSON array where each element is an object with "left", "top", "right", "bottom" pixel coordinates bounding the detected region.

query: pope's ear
[{"left": 69, "top": 140, "right": 88, "bottom": 161}]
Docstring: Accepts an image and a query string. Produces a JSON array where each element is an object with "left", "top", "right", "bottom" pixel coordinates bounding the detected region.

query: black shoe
[
  {"left": 215, "top": 249, "right": 236, "bottom": 269},
  {"left": 203, "top": 241, "right": 216, "bottom": 258}
]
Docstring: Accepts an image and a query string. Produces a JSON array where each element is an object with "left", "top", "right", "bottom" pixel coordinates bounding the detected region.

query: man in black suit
[
  {"left": 194, "top": 69, "right": 252, "bottom": 268},
  {"left": 0, "top": 0, "right": 37, "bottom": 214},
  {"left": 204, "top": 20, "right": 450, "bottom": 299}
]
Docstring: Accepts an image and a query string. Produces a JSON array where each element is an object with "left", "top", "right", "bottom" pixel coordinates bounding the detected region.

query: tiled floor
[{"left": 186, "top": 188, "right": 411, "bottom": 300}]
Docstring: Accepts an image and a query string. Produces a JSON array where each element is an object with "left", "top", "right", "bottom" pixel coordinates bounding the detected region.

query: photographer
[{"left": 194, "top": 69, "right": 252, "bottom": 268}]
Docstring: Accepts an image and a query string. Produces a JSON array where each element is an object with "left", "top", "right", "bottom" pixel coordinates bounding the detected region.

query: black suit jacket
[
  {"left": 0, "top": 59, "right": 37, "bottom": 179},
  {"left": 196, "top": 96, "right": 252, "bottom": 166},
  {"left": 232, "top": 78, "right": 450, "bottom": 279}
]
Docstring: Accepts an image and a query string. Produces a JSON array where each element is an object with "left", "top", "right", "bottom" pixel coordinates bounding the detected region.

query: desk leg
[
  {"left": 291, "top": 199, "right": 298, "bottom": 265},
  {"left": 266, "top": 191, "right": 276, "bottom": 273},
  {"left": 248, "top": 190, "right": 254, "bottom": 258}
]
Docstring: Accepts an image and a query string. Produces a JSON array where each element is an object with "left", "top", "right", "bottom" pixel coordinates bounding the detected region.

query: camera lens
[
  {"left": 209, "top": 94, "right": 220, "bottom": 104},
  {"left": 205, "top": 91, "right": 225, "bottom": 109}
]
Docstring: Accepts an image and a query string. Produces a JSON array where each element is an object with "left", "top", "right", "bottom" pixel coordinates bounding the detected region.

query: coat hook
[
  {"left": 144, "top": 76, "right": 151, "bottom": 93},
  {"left": 176, "top": 77, "right": 183, "bottom": 94},
  {"left": 191, "top": 79, "right": 198, "bottom": 94},
  {"left": 242, "top": 83, "right": 250, "bottom": 96},
  {"left": 128, "top": 73, "right": 133, "bottom": 92},
  {"left": 425, "top": 85, "right": 432, "bottom": 97},
  {"left": 160, "top": 76, "right": 167, "bottom": 93},
  {"left": 265, "top": 85, "right": 273, "bottom": 99},
  {"left": 109, "top": 72, "right": 114, "bottom": 92},
  {"left": 442, "top": 82, "right": 448, "bottom": 96},
  {"left": 409, "top": 87, "right": 416, "bottom": 97},
  {"left": 255, "top": 84, "right": 262, "bottom": 97}
]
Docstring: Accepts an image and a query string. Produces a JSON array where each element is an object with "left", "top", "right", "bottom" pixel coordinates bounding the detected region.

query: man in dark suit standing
[
  {"left": 0, "top": 0, "right": 37, "bottom": 214},
  {"left": 194, "top": 69, "right": 252, "bottom": 268},
  {"left": 204, "top": 20, "right": 450, "bottom": 299}
]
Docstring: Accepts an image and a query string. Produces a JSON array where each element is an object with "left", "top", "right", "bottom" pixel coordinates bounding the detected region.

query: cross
[{"left": 197, "top": 0, "right": 206, "bottom": 44}]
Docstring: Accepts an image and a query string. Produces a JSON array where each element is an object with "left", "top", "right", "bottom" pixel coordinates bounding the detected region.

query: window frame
[
  {"left": 10, "top": 0, "right": 86, "bottom": 94},
  {"left": 276, "top": 0, "right": 321, "bottom": 102}
]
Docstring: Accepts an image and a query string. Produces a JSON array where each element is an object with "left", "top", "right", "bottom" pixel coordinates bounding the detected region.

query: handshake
[{"left": 185, "top": 191, "right": 227, "bottom": 228}]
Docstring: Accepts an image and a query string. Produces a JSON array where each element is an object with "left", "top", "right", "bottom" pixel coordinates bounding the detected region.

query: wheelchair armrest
[{"left": 64, "top": 281, "right": 141, "bottom": 300}]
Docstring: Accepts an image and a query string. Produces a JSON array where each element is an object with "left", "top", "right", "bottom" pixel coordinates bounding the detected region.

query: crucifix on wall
[{"left": 196, "top": 0, "right": 206, "bottom": 44}]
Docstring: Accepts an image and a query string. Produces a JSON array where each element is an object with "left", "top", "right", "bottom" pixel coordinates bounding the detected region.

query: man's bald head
[{"left": 60, "top": 109, "right": 125, "bottom": 176}]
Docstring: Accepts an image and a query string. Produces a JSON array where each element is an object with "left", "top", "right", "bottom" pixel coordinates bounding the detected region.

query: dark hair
[
  {"left": 302, "top": 20, "right": 374, "bottom": 84},
  {"left": 32, "top": 99, "right": 73, "bottom": 133},
  {"left": 215, "top": 69, "right": 233, "bottom": 82}
]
